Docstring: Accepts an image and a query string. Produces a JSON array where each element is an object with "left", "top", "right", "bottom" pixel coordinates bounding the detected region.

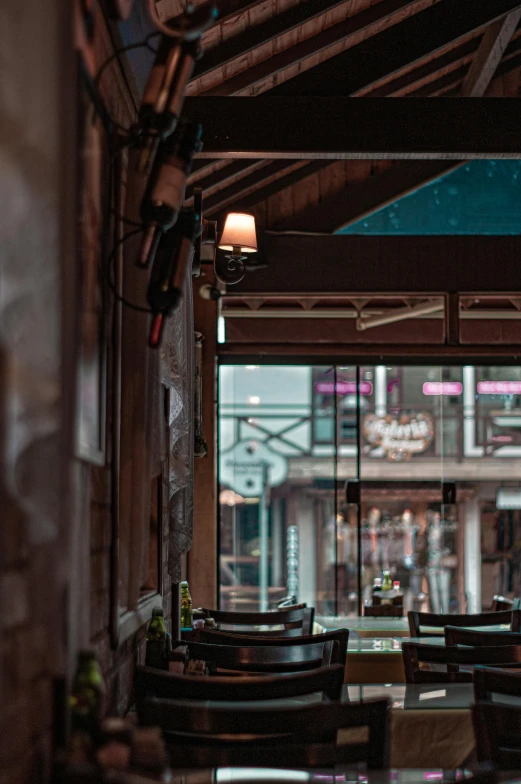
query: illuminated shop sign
[
  {"left": 423, "top": 382, "right": 463, "bottom": 396},
  {"left": 477, "top": 381, "right": 521, "bottom": 395},
  {"left": 363, "top": 413, "right": 434, "bottom": 462},
  {"left": 315, "top": 381, "right": 373, "bottom": 395}
]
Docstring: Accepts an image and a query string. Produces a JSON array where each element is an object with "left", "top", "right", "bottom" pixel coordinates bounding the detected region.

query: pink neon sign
[
  {"left": 315, "top": 381, "right": 373, "bottom": 395},
  {"left": 477, "top": 381, "right": 521, "bottom": 395},
  {"left": 423, "top": 382, "right": 463, "bottom": 396}
]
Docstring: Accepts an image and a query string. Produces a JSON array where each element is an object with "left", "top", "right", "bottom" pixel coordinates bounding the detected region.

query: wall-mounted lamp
[{"left": 216, "top": 212, "right": 257, "bottom": 285}]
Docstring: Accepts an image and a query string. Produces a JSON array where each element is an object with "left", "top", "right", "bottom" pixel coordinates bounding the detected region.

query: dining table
[
  {"left": 315, "top": 616, "right": 411, "bottom": 639},
  {"left": 155, "top": 768, "right": 475, "bottom": 784},
  {"left": 316, "top": 616, "right": 514, "bottom": 684},
  {"left": 123, "top": 768, "right": 477, "bottom": 784}
]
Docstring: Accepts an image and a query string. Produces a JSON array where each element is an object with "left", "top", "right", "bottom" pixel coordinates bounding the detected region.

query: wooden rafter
[
  {"left": 211, "top": 162, "right": 329, "bottom": 218},
  {"left": 192, "top": 0, "right": 347, "bottom": 81},
  {"left": 185, "top": 97, "right": 521, "bottom": 159},
  {"left": 359, "top": 35, "right": 482, "bottom": 97},
  {"left": 461, "top": 9, "right": 521, "bottom": 95},
  {"left": 274, "top": 21, "right": 521, "bottom": 232},
  {"left": 270, "top": 0, "right": 521, "bottom": 96},
  {"left": 176, "top": 3, "right": 521, "bottom": 220},
  {"left": 193, "top": 0, "right": 429, "bottom": 96},
  {"left": 157, "top": 0, "right": 261, "bottom": 28},
  {"left": 185, "top": 159, "right": 263, "bottom": 205},
  {"left": 202, "top": 161, "right": 306, "bottom": 215}
]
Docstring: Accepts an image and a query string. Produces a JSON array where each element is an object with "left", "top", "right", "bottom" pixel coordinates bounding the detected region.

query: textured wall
[{"left": 0, "top": 1, "right": 71, "bottom": 781}]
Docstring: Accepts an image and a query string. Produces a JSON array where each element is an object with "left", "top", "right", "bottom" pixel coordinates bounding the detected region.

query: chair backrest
[
  {"left": 408, "top": 609, "right": 521, "bottom": 638},
  {"left": 492, "top": 595, "right": 514, "bottom": 612},
  {"left": 184, "top": 638, "right": 337, "bottom": 673},
  {"left": 474, "top": 665, "right": 521, "bottom": 702},
  {"left": 364, "top": 604, "right": 403, "bottom": 618},
  {"left": 138, "top": 696, "right": 391, "bottom": 769},
  {"left": 196, "top": 628, "right": 349, "bottom": 668},
  {"left": 472, "top": 702, "right": 521, "bottom": 768},
  {"left": 201, "top": 605, "right": 315, "bottom": 637},
  {"left": 135, "top": 663, "right": 345, "bottom": 702},
  {"left": 402, "top": 641, "right": 521, "bottom": 684},
  {"left": 446, "top": 626, "right": 521, "bottom": 647}
]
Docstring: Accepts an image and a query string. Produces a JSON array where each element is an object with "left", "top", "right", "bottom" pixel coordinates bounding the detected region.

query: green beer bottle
[
  {"left": 180, "top": 581, "right": 193, "bottom": 629},
  {"left": 381, "top": 570, "right": 392, "bottom": 591},
  {"left": 146, "top": 607, "right": 168, "bottom": 669},
  {"left": 70, "top": 650, "right": 105, "bottom": 738}
]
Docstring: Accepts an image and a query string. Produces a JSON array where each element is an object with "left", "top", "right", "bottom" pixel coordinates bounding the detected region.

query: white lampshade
[{"left": 218, "top": 212, "right": 257, "bottom": 253}]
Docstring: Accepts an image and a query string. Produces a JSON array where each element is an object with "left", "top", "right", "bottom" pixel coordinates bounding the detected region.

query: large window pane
[
  {"left": 218, "top": 363, "right": 521, "bottom": 616},
  {"left": 218, "top": 365, "right": 335, "bottom": 612}
]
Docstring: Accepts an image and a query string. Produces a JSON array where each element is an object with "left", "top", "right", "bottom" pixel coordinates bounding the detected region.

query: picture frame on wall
[{"left": 74, "top": 62, "right": 109, "bottom": 466}]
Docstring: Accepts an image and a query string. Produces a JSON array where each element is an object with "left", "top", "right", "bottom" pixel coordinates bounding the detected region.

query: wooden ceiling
[{"left": 152, "top": 0, "right": 521, "bottom": 233}]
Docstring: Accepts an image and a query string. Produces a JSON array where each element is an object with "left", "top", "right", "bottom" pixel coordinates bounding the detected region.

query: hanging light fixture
[{"left": 216, "top": 212, "right": 258, "bottom": 284}]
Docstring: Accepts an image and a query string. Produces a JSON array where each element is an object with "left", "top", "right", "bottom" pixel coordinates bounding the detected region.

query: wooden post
[{"left": 189, "top": 275, "right": 219, "bottom": 608}]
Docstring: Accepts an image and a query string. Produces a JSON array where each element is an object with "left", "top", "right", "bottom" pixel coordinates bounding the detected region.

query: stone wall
[
  {"left": 0, "top": 1, "right": 72, "bottom": 781},
  {"left": 0, "top": 3, "right": 173, "bottom": 781}
]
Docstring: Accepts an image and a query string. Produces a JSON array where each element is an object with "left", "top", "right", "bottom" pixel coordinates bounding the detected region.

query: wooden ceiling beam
[
  {"left": 273, "top": 27, "right": 521, "bottom": 232},
  {"left": 192, "top": 0, "right": 347, "bottom": 81},
  {"left": 218, "top": 342, "right": 521, "bottom": 362},
  {"left": 270, "top": 0, "right": 521, "bottom": 96},
  {"left": 461, "top": 9, "right": 521, "bottom": 95},
  {"left": 185, "top": 97, "right": 521, "bottom": 158},
  {"left": 229, "top": 235, "right": 521, "bottom": 294},
  {"left": 197, "top": 0, "right": 427, "bottom": 96}
]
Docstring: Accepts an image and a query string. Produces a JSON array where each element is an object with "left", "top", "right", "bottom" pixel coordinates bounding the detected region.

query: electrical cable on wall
[{"left": 89, "top": 2, "right": 219, "bottom": 346}]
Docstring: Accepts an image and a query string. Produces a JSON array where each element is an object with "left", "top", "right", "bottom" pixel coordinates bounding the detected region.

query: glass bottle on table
[
  {"left": 70, "top": 650, "right": 105, "bottom": 746},
  {"left": 146, "top": 607, "right": 168, "bottom": 670},
  {"left": 381, "top": 570, "right": 392, "bottom": 591},
  {"left": 180, "top": 580, "right": 193, "bottom": 629}
]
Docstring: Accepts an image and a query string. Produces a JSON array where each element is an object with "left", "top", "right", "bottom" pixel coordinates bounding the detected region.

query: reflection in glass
[{"left": 218, "top": 365, "right": 521, "bottom": 616}]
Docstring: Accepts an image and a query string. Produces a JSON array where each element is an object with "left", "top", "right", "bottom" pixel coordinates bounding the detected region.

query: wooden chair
[
  {"left": 472, "top": 702, "right": 521, "bottom": 768},
  {"left": 195, "top": 628, "right": 349, "bottom": 668},
  {"left": 201, "top": 605, "right": 315, "bottom": 637},
  {"left": 474, "top": 665, "right": 521, "bottom": 702},
  {"left": 137, "top": 696, "right": 391, "bottom": 768},
  {"left": 445, "top": 625, "right": 521, "bottom": 647},
  {"left": 408, "top": 609, "right": 521, "bottom": 638},
  {"left": 364, "top": 604, "right": 403, "bottom": 618},
  {"left": 183, "top": 638, "right": 337, "bottom": 674},
  {"left": 402, "top": 641, "right": 521, "bottom": 684},
  {"left": 135, "top": 662, "right": 345, "bottom": 702}
]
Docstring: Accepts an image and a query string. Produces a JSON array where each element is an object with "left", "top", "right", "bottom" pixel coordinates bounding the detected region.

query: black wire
[
  {"left": 106, "top": 228, "right": 153, "bottom": 314},
  {"left": 110, "top": 209, "right": 143, "bottom": 228},
  {"left": 104, "top": 135, "right": 152, "bottom": 315},
  {"left": 94, "top": 33, "right": 161, "bottom": 135},
  {"left": 95, "top": 33, "right": 161, "bottom": 89}
]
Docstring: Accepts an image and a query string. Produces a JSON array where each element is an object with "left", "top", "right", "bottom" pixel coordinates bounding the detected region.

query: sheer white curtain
[{"left": 161, "top": 263, "right": 194, "bottom": 582}]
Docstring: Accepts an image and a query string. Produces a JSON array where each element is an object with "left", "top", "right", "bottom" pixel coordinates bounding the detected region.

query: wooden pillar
[{"left": 189, "top": 275, "right": 218, "bottom": 608}]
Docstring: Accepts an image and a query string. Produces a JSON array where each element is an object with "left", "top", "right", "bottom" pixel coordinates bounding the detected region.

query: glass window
[{"left": 218, "top": 364, "right": 521, "bottom": 616}]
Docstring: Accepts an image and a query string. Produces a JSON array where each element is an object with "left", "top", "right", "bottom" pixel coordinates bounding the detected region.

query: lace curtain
[{"left": 161, "top": 263, "right": 194, "bottom": 582}]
